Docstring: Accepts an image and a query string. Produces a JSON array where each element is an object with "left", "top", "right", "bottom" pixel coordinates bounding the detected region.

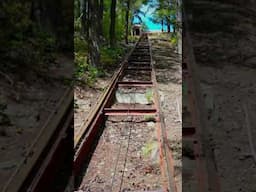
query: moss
[
  {"left": 145, "top": 88, "right": 153, "bottom": 104},
  {"left": 142, "top": 141, "right": 158, "bottom": 157},
  {"left": 144, "top": 115, "right": 156, "bottom": 122}
]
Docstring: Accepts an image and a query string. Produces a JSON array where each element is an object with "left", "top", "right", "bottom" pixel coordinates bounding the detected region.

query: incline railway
[
  {"left": 2, "top": 88, "right": 73, "bottom": 192},
  {"left": 182, "top": 10, "right": 221, "bottom": 192},
  {"left": 74, "top": 34, "right": 178, "bottom": 192}
]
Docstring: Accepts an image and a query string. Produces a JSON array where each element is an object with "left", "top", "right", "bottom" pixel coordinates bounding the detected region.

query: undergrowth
[
  {"left": 75, "top": 33, "right": 126, "bottom": 87},
  {"left": 170, "top": 32, "right": 178, "bottom": 47},
  {"left": 0, "top": 1, "right": 58, "bottom": 81}
]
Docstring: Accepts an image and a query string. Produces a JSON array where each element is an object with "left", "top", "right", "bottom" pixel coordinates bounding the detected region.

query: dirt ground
[
  {"left": 0, "top": 54, "right": 72, "bottom": 190},
  {"left": 186, "top": 0, "right": 256, "bottom": 191},
  {"left": 79, "top": 116, "right": 162, "bottom": 192},
  {"left": 74, "top": 77, "right": 111, "bottom": 139},
  {"left": 149, "top": 33, "right": 182, "bottom": 191}
]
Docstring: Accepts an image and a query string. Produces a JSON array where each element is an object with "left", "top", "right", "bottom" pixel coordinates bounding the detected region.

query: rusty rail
[
  {"left": 74, "top": 34, "right": 178, "bottom": 191},
  {"left": 183, "top": 8, "right": 221, "bottom": 192},
  {"left": 3, "top": 88, "right": 73, "bottom": 192}
]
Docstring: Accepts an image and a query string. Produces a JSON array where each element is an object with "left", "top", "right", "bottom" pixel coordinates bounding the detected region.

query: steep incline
[{"left": 185, "top": 1, "right": 256, "bottom": 191}]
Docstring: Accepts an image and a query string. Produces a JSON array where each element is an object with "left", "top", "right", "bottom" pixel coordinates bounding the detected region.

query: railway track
[
  {"left": 182, "top": 10, "right": 221, "bottom": 192},
  {"left": 74, "top": 34, "right": 178, "bottom": 192},
  {"left": 2, "top": 88, "right": 74, "bottom": 192}
]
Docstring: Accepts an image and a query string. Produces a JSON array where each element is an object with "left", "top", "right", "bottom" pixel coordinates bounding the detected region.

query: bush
[
  {"left": 0, "top": 1, "right": 57, "bottom": 78},
  {"left": 100, "top": 45, "right": 125, "bottom": 66},
  {"left": 170, "top": 33, "right": 178, "bottom": 46}
]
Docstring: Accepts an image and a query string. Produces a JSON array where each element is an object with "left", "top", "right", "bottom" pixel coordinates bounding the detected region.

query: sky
[{"left": 133, "top": 2, "right": 172, "bottom": 32}]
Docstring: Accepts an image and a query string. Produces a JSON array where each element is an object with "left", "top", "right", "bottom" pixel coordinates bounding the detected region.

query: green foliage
[
  {"left": 73, "top": 0, "right": 149, "bottom": 86},
  {"left": 75, "top": 52, "right": 87, "bottom": 78},
  {"left": 100, "top": 45, "right": 125, "bottom": 66},
  {"left": 145, "top": 88, "right": 153, "bottom": 103},
  {"left": 4, "top": 30, "right": 56, "bottom": 74},
  {"left": 150, "top": 0, "right": 180, "bottom": 32},
  {"left": 0, "top": 1, "right": 58, "bottom": 78},
  {"left": 75, "top": 34, "right": 103, "bottom": 86},
  {"left": 128, "top": 35, "right": 140, "bottom": 43},
  {"left": 75, "top": 53, "right": 100, "bottom": 87},
  {"left": 144, "top": 115, "right": 156, "bottom": 122},
  {"left": 74, "top": 34, "right": 88, "bottom": 53},
  {"left": 142, "top": 141, "right": 158, "bottom": 157},
  {"left": 170, "top": 33, "right": 178, "bottom": 46},
  {"left": 74, "top": 18, "right": 82, "bottom": 33},
  {"left": 74, "top": 34, "right": 88, "bottom": 78},
  {"left": 0, "top": 1, "right": 31, "bottom": 44}
]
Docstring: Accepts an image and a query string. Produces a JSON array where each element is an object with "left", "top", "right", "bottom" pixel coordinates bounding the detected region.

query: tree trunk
[
  {"left": 109, "top": 0, "right": 116, "bottom": 47},
  {"left": 161, "top": 19, "right": 164, "bottom": 32},
  {"left": 81, "top": 0, "right": 88, "bottom": 36},
  {"left": 30, "top": 0, "right": 42, "bottom": 28},
  {"left": 167, "top": 17, "right": 171, "bottom": 33},
  {"left": 125, "top": 0, "right": 130, "bottom": 44},
  {"left": 75, "top": 0, "right": 80, "bottom": 18},
  {"left": 99, "top": 0, "right": 104, "bottom": 38},
  {"left": 88, "top": 0, "right": 100, "bottom": 67},
  {"left": 168, "top": 24, "right": 171, "bottom": 33},
  {"left": 177, "top": 0, "right": 182, "bottom": 55}
]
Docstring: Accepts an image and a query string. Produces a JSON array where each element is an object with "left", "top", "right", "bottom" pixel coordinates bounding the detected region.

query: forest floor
[
  {"left": 76, "top": 33, "right": 182, "bottom": 192},
  {"left": 186, "top": 1, "right": 256, "bottom": 191},
  {"left": 0, "top": 54, "right": 72, "bottom": 191},
  {"left": 74, "top": 76, "right": 111, "bottom": 138}
]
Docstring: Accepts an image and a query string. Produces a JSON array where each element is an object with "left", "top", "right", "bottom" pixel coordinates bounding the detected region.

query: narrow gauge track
[
  {"left": 2, "top": 88, "right": 74, "bottom": 192},
  {"left": 74, "top": 34, "right": 178, "bottom": 192},
  {"left": 182, "top": 11, "right": 221, "bottom": 192}
]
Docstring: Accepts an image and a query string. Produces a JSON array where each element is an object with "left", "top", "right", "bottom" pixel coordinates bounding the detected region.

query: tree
[
  {"left": 99, "top": 0, "right": 104, "bottom": 38},
  {"left": 125, "top": 0, "right": 131, "bottom": 44},
  {"left": 74, "top": 0, "right": 151, "bottom": 80},
  {"left": 80, "top": 0, "right": 88, "bottom": 36},
  {"left": 150, "top": 0, "right": 179, "bottom": 33},
  {"left": 88, "top": 0, "right": 100, "bottom": 66},
  {"left": 109, "top": 0, "right": 117, "bottom": 47}
]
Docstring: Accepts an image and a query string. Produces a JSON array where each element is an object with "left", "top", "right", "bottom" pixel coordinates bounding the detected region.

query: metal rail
[
  {"left": 74, "top": 34, "right": 177, "bottom": 191},
  {"left": 3, "top": 88, "right": 73, "bottom": 192},
  {"left": 183, "top": 7, "right": 221, "bottom": 192}
]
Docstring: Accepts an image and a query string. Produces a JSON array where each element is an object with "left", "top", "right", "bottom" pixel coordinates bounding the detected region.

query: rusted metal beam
[
  {"left": 183, "top": 10, "right": 221, "bottom": 192},
  {"left": 130, "top": 54, "right": 150, "bottom": 57},
  {"left": 152, "top": 68, "right": 178, "bottom": 192},
  {"left": 103, "top": 108, "right": 157, "bottom": 116},
  {"left": 117, "top": 81, "right": 153, "bottom": 85},
  {"left": 3, "top": 88, "right": 73, "bottom": 192},
  {"left": 74, "top": 36, "right": 143, "bottom": 177},
  {"left": 24, "top": 106, "right": 73, "bottom": 192},
  {"left": 118, "top": 84, "right": 153, "bottom": 88},
  {"left": 74, "top": 112, "right": 105, "bottom": 175},
  {"left": 126, "top": 67, "right": 152, "bottom": 71},
  {"left": 128, "top": 59, "right": 151, "bottom": 62},
  {"left": 128, "top": 61, "right": 151, "bottom": 65}
]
